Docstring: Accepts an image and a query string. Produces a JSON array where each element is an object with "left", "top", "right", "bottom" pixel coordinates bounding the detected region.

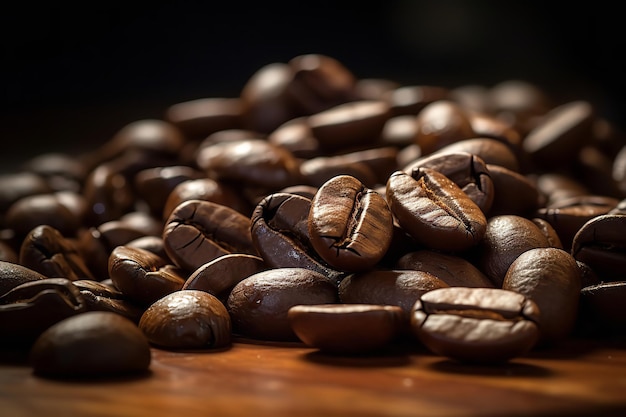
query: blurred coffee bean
[
  {"left": 30, "top": 311, "right": 151, "bottom": 377},
  {"left": 164, "top": 97, "right": 243, "bottom": 141},
  {"left": 414, "top": 100, "right": 475, "bottom": 155}
]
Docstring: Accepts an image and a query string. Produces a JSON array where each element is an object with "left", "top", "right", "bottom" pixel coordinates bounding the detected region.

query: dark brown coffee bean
[
  {"left": 403, "top": 152, "right": 494, "bottom": 214},
  {"left": 183, "top": 253, "right": 268, "bottom": 300},
  {"left": 531, "top": 218, "right": 564, "bottom": 249},
  {"left": 267, "top": 117, "right": 321, "bottom": 159},
  {"left": 571, "top": 214, "right": 626, "bottom": 282},
  {"left": 73, "top": 279, "right": 144, "bottom": 323},
  {"left": 395, "top": 250, "right": 494, "bottom": 288},
  {"left": 435, "top": 137, "right": 520, "bottom": 172},
  {"left": 164, "top": 97, "right": 243, "bottom": 140},
  {"left": 108, "top": 246, "right": 186, "bottom": 306},
  {"left": 477, "top": 215, "right": 553, "bottom": 287},
  {"left": 227, "top": 268, "right": 339, "bottom": 342},
  {"left": 467, "top": 110, "right": 523, "bottom": 149},
  {"left": 240, "top": 62, "right": 297, "bottom": 134},
  {"left": 163, "top": 177, "right": 252, "bottom": 220},
  {"left": 338, "top": 269, "right": 449, "bottom": 314},
  {"left": 195, "top": 138, "right": 302, "bottom": 191},
  {"left": 163, "top": 199, "right": 258, "bottom": 273},
  {"left": 307, "top": 100, "right": 391, "bottom": 152},
  {"left": 0, "top": 260, "right": 47, "bottom": 296},
  {"left": 536, "top": 173, "right": 590, "bottom": 209},
  {"left": 523, "top": 100, "right": 594, "bottom": 169},
  {"left": 299, "top": 155, "right": 379, "bottom": 189},
  {"left": 386, "top": 169, "right": 487, "bottom": 252},
  {"left": 30, "top": 311, "right": 151, "bottom": 377},
  {"left": 0, "top": 278, "right": 87, "bottom": 347},
  {"left": 487, "top": 80, "right": 551, "bottom": 136},
  {"left": 380, "top": 115, "right": 420, "bottom": 148},
  {"left": 288, "top": 304, "right": 405, "bottom": 354},
  {"left": 383, "top": 85, "right": 450, "bottom": 117},
  {"left": 139, "top": 290, "right": 231, "bottom": 349},
  {"left": 503, "top": 247, "right": 582, "bottom": 346},
  {"left": 19, "top": 225, "right": 94, "bottom": 280},
  {"left": 308, "top": 175, "right": 393, "bottom": 272},
  {"left": 0, "top": 172, "right": 52, "bottom": 221},
  {"left": 21, "top": 152, "right": 87, "bottom": 193},
  {"left": 414, "top": 100, "right": 475, "bottom": 155},
  {"left": 286, "top": 54, "right": 357, "bottom": 115},
  {"left": 410, "top": 287, "right": 541, "bottom": 363},
  {"left": 82, "top": 162, "right": 136, "bottom": 226},
  {"left": 487, "top": 164, "right": 541, "bottom": 217},
  {"left": 250, "top": 193, "right": 343, "bottom": 282}
]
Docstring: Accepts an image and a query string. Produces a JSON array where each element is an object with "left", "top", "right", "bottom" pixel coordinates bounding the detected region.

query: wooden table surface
[{"left": 1, "top": 336, "right": 626, "bottom": 417}]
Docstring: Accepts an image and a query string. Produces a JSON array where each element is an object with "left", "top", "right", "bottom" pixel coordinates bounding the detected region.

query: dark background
[{"left": 1, "top": 1, "right": 624, "bottom": 172}]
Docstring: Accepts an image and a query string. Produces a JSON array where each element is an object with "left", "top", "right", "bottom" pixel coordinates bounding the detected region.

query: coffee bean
[
  {"left": 139, "top": 290, "right": 231, "bottom": 349},
  {"left": 30, "top": 311, "right": 151, "bottom": 377},
  {"left": 410, "top": 287, "right": 541, "bottom": 363},
  {"left": 386, "top": 168, "right": 486, "bottom": 252},
  {"left": 414, "top": 100, "right": 475, "bottom": 155},
  {"left": 288, "top": 304, "right": 405, "bottom": 354}
]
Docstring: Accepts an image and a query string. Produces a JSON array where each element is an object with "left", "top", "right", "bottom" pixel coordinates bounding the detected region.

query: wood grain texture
[{"left": 1, "top": 337, "right": 625, "bottom": 417}]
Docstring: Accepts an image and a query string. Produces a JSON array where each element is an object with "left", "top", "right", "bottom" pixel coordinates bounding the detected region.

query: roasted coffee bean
[
  {"left": 267, "top": 117, "right": 322, "bottom": 159},
  {"left": 531, "top": 218, "right": 564, "bottom": 249},
  {"left": 308, "top": 175, "right": 393, "bottom": 272},
  {"left": 477, "top": 215, "right": 553, "bottom": 287},
  {"left": 19, "top": 225, "right": 94, "bottom": 280},
  {"left": 227, "top": 268, "right": 338, "bottom": 342},
  {"left": 125, "top": 236, "right": 169, "bottom": 261},
  {"left": 523, "top": 100, "right": 594, "bottom": 169},
  {"left": 286, "top": 53, "right": 357, "bottom": 115},
  {"left": 21, "top": 152, "right": 87, "bottom": 193},
  {"left": 383, "top": 85, "right": 450, "bottom": 117},
  {"left": 403, "top": 152, "right": 494, "bottom": 214},
  {"left": 535, "top": 195, "right": 619, "bottom": 250},
  {"left": 183, "top": 253, "right": 268, "bottom": 300},
  {"left": 488, "top": 80, "right": 551, "bottom": 136},
  {"left": 250, "top": 193, "right": 343, "bottom": 282},
  {"left": 163, "top": 199, "right": 258, "bottom": 273},
  {"left": 163, "top": 177, "right": 251, "bottom": 220},
  {"left": 5, "top": 193, "right": 82, "bottom": 241},
  {"left": 133, "top": 166, "right": 205, "bottom": 217},
  {"left": 195, "top": 138, "right": 302, "bottom": 191},
  {"left": 487, "top": 164, "right": 541, "bottom": 217},
  {"left": 503, "top": 248, "right": 582, "bottom": 346},
  {"left": 0, "top": 278, "right": 86, "bottom": 346},
  {"left": 0, "top": 260, "right": 47, "bottom": 296},
  {"left": 0, "top": 172, "right": 52, "bottom": 222},
  {"left": 414, "top": 100, "right": 475, "bottom": 155},
  {"left": 338, "top": 269, "right": 449, "bottom": 315},
  {"left": 571, "top": 214, "right": 626, "bottom": 282},
  {"left": 386, "top": 168, "right": 486, "bottom": 252},
  {"left": 536, "top": 172, "right": 590, "bottom": 207},
  {"left": 164, "top": 97, "right": 243, "bottom": 140},
  {"left": 467, "top": 110, "right": 523, "bottom": 149},
  {"left": 434, "top": 137, "right": 520, "bottom": 173},
  {"left": 73, "top": 279, "right": 144, "bottom": 323},
  {"left": 240, "top": 62, "right": 298, "bottom": 134},
  {"left": 395, "top": 250, "right": 494, "bottom": 288},
  {"left": 307, "top": 100, "right": 391, "bottom": 152},
  {"left": 30, "top": 311, "right": 151, "bottom": 377},
  {"left": 108, "top": 246, "right": 186, "bottom": 306},
  {"left": 288, "top": 304, "right": 405, "bottom": 354},
  {"left": 82, "top": 162, "right": 136, "bottom": 226},
  {"left": 410, "top": 287, "right": 541, "bottom": 363},
  {"left": 139, "top": 290, "right": 231, "bottom": 349},
  {"left": 380, "top": 115, "right": 420, "bottom": 148},
  {"left": 299, "top": 155, "right": 379, "bottom": 189}
]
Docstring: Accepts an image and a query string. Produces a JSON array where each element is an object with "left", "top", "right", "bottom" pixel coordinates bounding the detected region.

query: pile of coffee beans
[{"left": 1, "top": 54, "right": 625, "bottom": 375}]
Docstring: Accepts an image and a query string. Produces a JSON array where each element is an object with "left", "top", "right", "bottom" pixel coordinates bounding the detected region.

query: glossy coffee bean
[
  {"left": 410, "top": 287, "right": 541, "bottom": 363},
  {"left": 386, "top": 168, "right": 487, "bottom": 252},
  {"left": 30, "top": 311, "right": 151, "bottom": 377},
  {"left": 183, "top": 253, "right": 268, "bottom": 300},
  {"left": 195, "top": 138, "right": 302, "bottom": 191},
  {"left": 288, "top": 304, "right": 405, "bottom": 354},
  {"left": 503, "top": 247, "right": 582, "bottom": 346},
  {"left": 414, "top": 100, "right": 475, "bottom": 155},
  {"left": 394, "top": 249, "right": 494, "bottom": 288},
  {"left": 108, "top": 246, "right": 186, "bottom": 306},
  {"left": 164, "top": 97, "right": 243, "bottom": 140},
  {"left": 227, "top": 268, "right": 338, "bottom": 342},
  {"left": 487, "top": 164, "right": 541, "bottom": 217},
  {"left": 73, "top": 279, "right": 144, "bottom": 323},
  {"left": 0, "top": 260, "right": 47, "bottom": 296},
  {"left": 308, "top": 175, "right": 393, "bottom": 272},
  {"left": 19, "top": 225, "right": 94, "bottom": 280},
  {"left": 403, "top": 152, "right": 494, "bottom": 214},
  {"left": 571, "top": 214, "right": 626, "bottom": 282},
  {"left": 477, "top": 215, "right": 553, "bottom": 287},
  {"left": 139, "top": 290, "right": 231, "bottom": 350},
  {"left": 338, "top": 269, "right": 449, "bottom": 314},
  {"left": 163, "top": 199, "right": 258, "bottom": 273},
  {"left": 267, "top": 117, "right": 321, "bottom": 159},
  {"left": 434, "top": 137, "right": 520, "bottom": 173},
  {"left": 250, "top": 193, "right": 343, "bottom": 282}
]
